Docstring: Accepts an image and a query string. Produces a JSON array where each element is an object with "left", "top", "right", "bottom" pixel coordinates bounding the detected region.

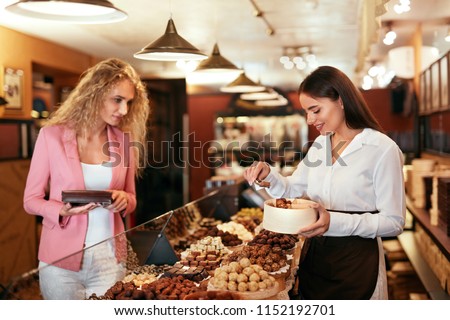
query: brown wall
[
  {"left": 0, "top": 160, "right": 35, "bottom": 284},
  {"left": 362, "top": 88, "right": 414, "bottom": 133},
  {"left": 0, "top": 26, "right": 98, "bottom": 120},
  {"left": 187, "top": 94, "right": 231, "bottom": 200}
]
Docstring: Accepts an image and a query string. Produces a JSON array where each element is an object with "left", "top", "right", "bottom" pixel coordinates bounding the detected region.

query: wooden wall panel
[{"left": 0, "top": 160, "right": 36, "bottom": 285}]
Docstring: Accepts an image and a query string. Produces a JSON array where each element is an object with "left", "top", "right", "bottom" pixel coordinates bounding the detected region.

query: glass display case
[
  {"left": 209, "top": 112, "right": 308, "bottom": 177},
  {"left": 1, "top": 183, "right": 302, "bottom": 300}
]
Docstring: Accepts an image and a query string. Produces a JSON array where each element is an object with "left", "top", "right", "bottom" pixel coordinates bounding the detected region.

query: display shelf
[
  {"left": 404, "top": 196, "right": 450, "bottom": 299},
  {"left": 398, "top": 231, "right": 449, "bottom": 300},
  {"left": 405, "top": 196, "right": 450, "bottom": 260}
]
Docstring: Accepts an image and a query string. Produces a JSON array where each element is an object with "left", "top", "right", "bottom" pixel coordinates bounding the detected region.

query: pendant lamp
[
  {"left": 134, "top": 18, "right": 208, "bottom": 61},
  {"left": 5, "top": 0, "right": 127, "bottom": 24},
  {"left": 220, "top": 72, "right": 265, "bottom": 93},
  {"left": 255, "top": 95, "right": 289, "bottom": 107},
  {"left": 240, "top": 88, "right": 279, "bottom": 101},
  {"left": 194, "top": 43, "right": 242, "bottom": 75}
]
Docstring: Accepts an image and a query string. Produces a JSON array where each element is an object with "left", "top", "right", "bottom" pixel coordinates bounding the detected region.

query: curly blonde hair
[{"left": 45, "top": 58, "right": 150, "bottom": 177}]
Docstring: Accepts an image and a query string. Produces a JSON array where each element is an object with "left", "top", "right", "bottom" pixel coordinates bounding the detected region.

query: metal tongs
[{"left": 251, "top": 161, "right": 271, "bottom": 188}]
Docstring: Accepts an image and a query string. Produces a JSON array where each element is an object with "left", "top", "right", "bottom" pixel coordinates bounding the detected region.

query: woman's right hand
[
  {"left": 243, "top": 161, "right": 270, "bottom": 186},
  {"left": 59, "top": 202, "right": 99, "bottom": 217}
]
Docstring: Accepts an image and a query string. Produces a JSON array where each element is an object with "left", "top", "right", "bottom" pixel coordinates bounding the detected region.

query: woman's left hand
[
  {"left": 297, "top": 202, "right": 330, "bottom": 238},
  {"left": 106, "top": 190, "right": 128, "bottom": 213}
]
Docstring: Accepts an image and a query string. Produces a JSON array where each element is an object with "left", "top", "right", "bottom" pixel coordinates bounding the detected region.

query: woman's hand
[
  {"left": 106, "top": 190, "right": 128, "bottom": 213},
  {"left": 59, "top": 202, "right": 99, "bottom": 217},
  {"left": 243, "top": 161, "right": 270, "bottom": 186},
  {"left": 297, "top": 202, "right": 330, "bottom": 238}
]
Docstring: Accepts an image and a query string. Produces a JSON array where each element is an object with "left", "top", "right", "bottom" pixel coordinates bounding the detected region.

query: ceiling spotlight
[
  {"left": 383, "top": 23, "right": 396, "bottom": 46},
  {"left": 393, "top": 0, "right": 411, "bottom": 14},
  {"left": 249, "top": 0, "right": 275, "bottom": 37}
]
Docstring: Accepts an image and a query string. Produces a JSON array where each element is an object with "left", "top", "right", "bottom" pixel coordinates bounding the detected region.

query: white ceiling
[{"left": 0, "top": 0, "right": 449, "bottom": 93}]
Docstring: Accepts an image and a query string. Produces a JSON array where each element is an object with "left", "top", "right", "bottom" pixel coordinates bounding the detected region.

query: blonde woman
[{"left": 24, "top": 58, "right": 150, "bottom": 299}]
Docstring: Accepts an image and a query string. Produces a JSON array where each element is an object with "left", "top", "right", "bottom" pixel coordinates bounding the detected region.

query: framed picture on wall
[
  {"left": 3, "top": 67, "right": 24, "bottom": 110},
  {"left": 431, "top": 60, "right": 440, "bottom": 111},
  {"left": 441, "top": 53, "right": 448, "bottom": 109}
]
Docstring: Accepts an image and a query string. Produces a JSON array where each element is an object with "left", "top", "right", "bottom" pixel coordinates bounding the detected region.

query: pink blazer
[{"left": 24, "top": 125, "right": 137, "bottom": 271}]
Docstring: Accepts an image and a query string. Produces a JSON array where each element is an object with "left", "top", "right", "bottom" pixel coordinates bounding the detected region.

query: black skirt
[{"left": 298, "top": 235, "right": 379, "bottom": 300}]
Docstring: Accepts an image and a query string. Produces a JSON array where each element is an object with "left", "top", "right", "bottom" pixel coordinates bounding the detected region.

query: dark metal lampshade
[
  {"left": 194, "top": 43, "right": 242, "bottom": 74},
  {"left": 134, "top": 18, "right": 208, "bottom": 61},
  {"left": 5, "top": 0, "right": 127, "bottom": 24},
  {"left": 220, "top": 72, "right": 265, "bottom": 93}
]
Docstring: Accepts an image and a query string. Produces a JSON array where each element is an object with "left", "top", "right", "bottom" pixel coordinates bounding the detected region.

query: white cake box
[{"left": 263, "top": 198, "right": 318, "bottom": 234}]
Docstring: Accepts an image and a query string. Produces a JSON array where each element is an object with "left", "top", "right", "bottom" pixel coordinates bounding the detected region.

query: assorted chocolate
[
  {"left": 248, "top": 229, "right": 298, "bottom": 250},
  {"left": 210, "top": 258, "right": 277, "bottom": 292},
  {"left": 91, "top": 204, "right": 302, "bottom": 300},
  {"left": 179, "top": 236, "right": 230, "bottom": 271},
  {"left": 95, "top": 276, "right": 204, "bottom": 300},
  {"left": 275, "top": 198, "right": 293, "bottom": 209},
  {"left": 224, "top": 244, "right": 288, "bottom": 272},
  {"left": 206, "top": 226, "right": 243, "bottom": 246},
  {"left": 161, "top": 264, "right": 210, "bottom": 282}
]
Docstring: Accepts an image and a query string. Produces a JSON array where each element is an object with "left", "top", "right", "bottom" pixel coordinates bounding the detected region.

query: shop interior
[{"left": 0, "top": 0, "right": 449, "bottom": 300}]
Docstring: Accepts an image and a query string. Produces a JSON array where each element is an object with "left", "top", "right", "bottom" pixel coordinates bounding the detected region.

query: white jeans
[{"left": 39, "top": 240, "right": 125, "bottom": 300}]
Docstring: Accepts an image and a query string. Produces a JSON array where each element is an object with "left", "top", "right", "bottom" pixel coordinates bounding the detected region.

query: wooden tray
[{"left": 207, "top": 278, "right": 279, "bottom": 300}]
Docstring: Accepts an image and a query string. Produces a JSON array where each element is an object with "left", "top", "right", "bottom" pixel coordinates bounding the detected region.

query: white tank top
[{"left": 81, "top": 162, "right": 113, "bottom": 246}]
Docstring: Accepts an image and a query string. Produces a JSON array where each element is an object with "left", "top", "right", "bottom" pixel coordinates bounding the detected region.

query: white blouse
[
  {"left": 263, "top": 128, "right": 406, "bottom": 238},
  {"left": 81, "top": 162, "right": 113, "bottom": 246}
]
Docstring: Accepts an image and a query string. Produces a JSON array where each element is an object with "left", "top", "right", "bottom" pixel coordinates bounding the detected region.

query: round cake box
[{"left": 263, "top": 198, "right": 318, "bottom": 234}]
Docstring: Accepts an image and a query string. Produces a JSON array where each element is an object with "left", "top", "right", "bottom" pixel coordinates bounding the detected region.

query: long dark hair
[{"left": 298, "top": 66, "right": 383, "bottom": 132}]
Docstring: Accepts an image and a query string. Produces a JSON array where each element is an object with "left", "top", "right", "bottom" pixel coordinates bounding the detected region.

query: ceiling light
[
  {"left": 279, "top": 56, "right": 289, "bottom": 64},
  {"left": 134, "top": 18, "right": 208, "bottom": 61},
  {"left": 5, "top": 0, "right": 127, "bottom": 24},
  {"left": 220, "top": 72, "right": 265, "bottom": 93},
  {"left": 383, "top": 23, "right": 396, "bottom": 46},
  {"left": 280, "top": 46, "right": 317, "bottom": 71},
  {"left": 445, "top": 27, "right": 450, "bottom": 42},
  {"left": 240, "top": 89, "right": 279, "bottom": 101},
  {"left": 393, "top": 0, "right": 411, "bottom": 14},
  {"left": 176, "top": 60, "right": 199, "bottom": 73},
  {"left": 194, "top": 43, "right": 242, "bottom": 75},
  {"left": 255, "top": 95, "right": 289, "bottom": 107}
]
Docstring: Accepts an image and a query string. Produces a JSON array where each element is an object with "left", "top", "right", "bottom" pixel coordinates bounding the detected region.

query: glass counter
[{"left": 2, "top": 184, "right": 302, "bottom": 300}]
